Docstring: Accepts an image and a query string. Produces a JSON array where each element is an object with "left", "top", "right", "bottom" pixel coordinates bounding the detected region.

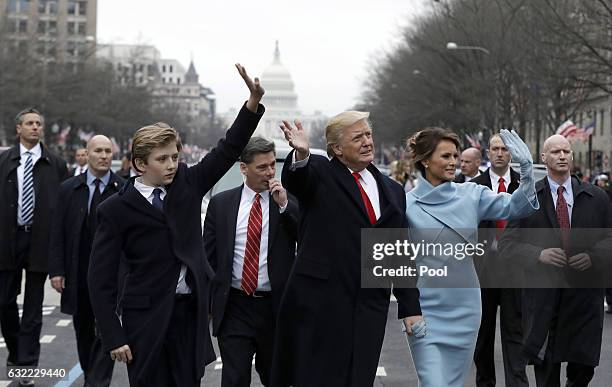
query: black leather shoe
[{"left": 19, "top": 379, "right": 35, "bottom": 386}]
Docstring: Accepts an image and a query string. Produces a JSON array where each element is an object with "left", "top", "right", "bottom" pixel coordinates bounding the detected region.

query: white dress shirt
[
  {"left": 232, "top": 185, "right": 286, "bottom": 291},
  {"left": 133, "top": 178, "right": 191, "bottom": 294},
  {"left": 74, "top": 165, "right": 88, "bottom": 176},
  {"left": 547, "top": 176, "right": 574, "bottom": 226},
  {"left": 464, "top": 171, "right": 481, "bottom": 182},
  {"left": 17, "top": 143, "right": 42, "bottom": 226},
  {"left": 291, "top": 152, "right": 381, "bottom": 219},
  {"left": 489, "top": 168, "right": 511, "bottom": 193}
]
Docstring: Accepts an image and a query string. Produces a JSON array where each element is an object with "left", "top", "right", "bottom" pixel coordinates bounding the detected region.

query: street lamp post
[{"left": 446, "top": 42, "right": 491, "bottom": 55}]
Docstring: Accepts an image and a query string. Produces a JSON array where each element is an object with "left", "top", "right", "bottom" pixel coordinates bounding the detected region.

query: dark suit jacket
[
  {"left": 203, "top": 185, "right": 298, "bottom": 336},
  {"left": 271, "top": 153, "right": 421, "bottom": 387},
  {"left": 499, "top": 176, "right": 612, "bottom": 366},
  {"left": 49, "top": 171, "right": 125, "bottom": 315},
  {"left": 88, "top": 104, "right": 263, "bottom": 386},
  {"left": 471, "top": 167, "right": 520, "bottom": 287},
  {"left": 0, "top": 143, "right": 68, "bottom": 272}
]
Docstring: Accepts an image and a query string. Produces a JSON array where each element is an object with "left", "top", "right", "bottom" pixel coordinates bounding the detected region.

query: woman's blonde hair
[
  {"left": 131, "top": 122, "right": 182, "bottom": 172},
  {"left": 325, "top": 111, "right": 371, "bottom": 157}
]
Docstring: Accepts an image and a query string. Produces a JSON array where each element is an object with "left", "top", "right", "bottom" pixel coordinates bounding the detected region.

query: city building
[{"left": 0, "top": 0, "right": 97, "bottom": 72}]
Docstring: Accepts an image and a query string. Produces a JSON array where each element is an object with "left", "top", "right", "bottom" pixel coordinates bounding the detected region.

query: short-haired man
[
  {"left": 500, "top": 134, "right": 612, "bottom": 387},
  {"left": 455, "top": 147, "right": 482, "bottom": 182},
  {"left": 471, "top": 134, "right": 527, "bottom": 386},
  {"left": 204, "top": 136, "right": 298, "bottom": 387},
  {"left": 88, "top": 64, "right": 264, "bottom": 387},
  {"left": 273, "top": 112, "right": 422, "bottom": 386},
  {"left": 49, "top": 135, "right": 124, "bottom": 387},
  {"left": 0, "top": 108, "right": 68, "bottom": 386},
  {"left": 71, "top": 148, "right": 88, "bottom": 176}
]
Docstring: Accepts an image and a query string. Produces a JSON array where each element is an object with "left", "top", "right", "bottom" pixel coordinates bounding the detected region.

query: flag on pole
[
  {"left": 465, "top": 133, "right": 481, "bottom": 149},
  {"left": 556, "top": 120, "right": 578, "bottom": 138}
]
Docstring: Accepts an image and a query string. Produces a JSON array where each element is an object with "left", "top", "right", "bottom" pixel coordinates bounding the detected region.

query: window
[
  {"left": 67, "top": 22, "right": 75, "bottom": 35},
  {"left": 67, "top": 0, "right": 76, "bottom": 15},
  {"left": 170, "top": 65, "right": 173, "bottom": 73},
  {"left": 162, "top": 65, "right": 166, "bottom": 72},
  {"left": 48, "top": 20, "right": 57, "bottom": 35},
  {"left": 37, "top": 41, "right": 46, "bottom": 55},
  {"left": 600, "top": 109, "right": 605, "bottom": 136},
  {"left": 78, "top": 1, "right": 86, "bottom": 15},
  {"left": 78, "top": 22, "right": 86, "bottom": 35},
  {"left": 177, "top": 78, "right": 181, "bottom": 85},
  {"left": 19, "top": 19, "right": 27, "bottom": 33},
  {"left": 37, "top": 20, "right": 45, "bottom": 33},
  {"left": 169, "top": 77, "right": 173, "bottom": 83},
  {"left": 49, "top": 0, "right": 57, "bottom": 14},
  {"left": 37, "top": 0, "right": 57, "bottom": 14},
  {"left": 9, "top": 0, "right": 30, "bottom": 14}
]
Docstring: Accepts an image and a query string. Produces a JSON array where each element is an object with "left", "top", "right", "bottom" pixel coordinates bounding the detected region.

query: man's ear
[
  {"left": 239, "top": 162, "right": 248, "bottom": 176},
  {"left": 540, "top": 153, "right": 546, "bottom": 163},
  {"left": 331, "top": 143, "right": 342, "bottom": 158}
]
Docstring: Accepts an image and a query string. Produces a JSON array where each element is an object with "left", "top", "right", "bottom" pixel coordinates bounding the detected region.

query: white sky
[{"left": 98, "top": 0, "right": 427, "bottom": 116}]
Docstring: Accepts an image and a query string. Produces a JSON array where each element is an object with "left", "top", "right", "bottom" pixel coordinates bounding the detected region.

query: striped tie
[
  {"left": 21, "top": 151, "right": 34, "bottom": 225},
  {"left": 241, "top": 193, "right": 262, "bottom": 295}
]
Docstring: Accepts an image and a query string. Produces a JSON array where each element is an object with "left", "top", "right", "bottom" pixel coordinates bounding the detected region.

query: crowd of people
[{"left": 0, "top": 63, "right": 611, "bottom": 387}]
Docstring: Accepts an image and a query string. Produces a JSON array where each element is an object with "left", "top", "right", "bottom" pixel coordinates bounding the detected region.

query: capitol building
[{"left": 223, "top": 42, "right": 327, "bottom": 142}]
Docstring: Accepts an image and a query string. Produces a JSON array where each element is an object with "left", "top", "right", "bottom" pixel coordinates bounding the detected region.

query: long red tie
[
  {"left": 495, "top": 177, "right": 508, "bottom": 233},
  {"left": 352, "top": 172, "right": 377, "bottom": 225},
  {"left": 556, "top": 186, "right": 571, "bottom": 252},
  {"left": 241, "top": 194, "right": 262, "bottom": 295}
]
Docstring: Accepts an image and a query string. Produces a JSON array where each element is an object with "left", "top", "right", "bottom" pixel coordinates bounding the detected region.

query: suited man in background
[
  {"left": 0, "top": 108, "right": 68, "bottom": 386},
  {"left": 49, "top": 135, "right": 124, "bottom": 387},
  {"left": 471, "top": 134, "right": 527, "bottom": 387},
  {"left": 273, "top": 112, "right": 422, "bottom": 387},
  {"left": 499, "top": 134, "right": 612, "bottom": 387},
  {"left": 454, "top": 147, "right": 481, "bottom": 183},
  {"left": 204, "top": 136, "right": 298, "bottom": 387},
  {"left": 70, "top": 148, "right": 88, "bottom": 176}
]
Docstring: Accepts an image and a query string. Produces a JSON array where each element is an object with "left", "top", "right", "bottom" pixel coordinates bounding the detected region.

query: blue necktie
[
  {"left": 152, "top": 188, "right": 164, "bottom": 212},
  {"left": 21, "top": 151, "right": 34, "bottom": 225}
]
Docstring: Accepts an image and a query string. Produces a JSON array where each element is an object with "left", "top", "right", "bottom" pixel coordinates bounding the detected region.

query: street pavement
[{"left": 1, "top": 282, "right": 611, "bottom": 386}]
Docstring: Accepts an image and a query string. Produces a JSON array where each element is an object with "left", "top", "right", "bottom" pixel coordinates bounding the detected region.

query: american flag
[
  {"left": 465, "top": 133, "right": 481, "bottom": 149},
  {"left": 556, "top": 120, "right": 578, "bottom": 138}
]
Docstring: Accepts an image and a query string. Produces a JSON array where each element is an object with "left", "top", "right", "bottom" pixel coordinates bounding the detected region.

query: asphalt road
[{"left": 1, "top": 283, "right": 611, "bottom": 386}]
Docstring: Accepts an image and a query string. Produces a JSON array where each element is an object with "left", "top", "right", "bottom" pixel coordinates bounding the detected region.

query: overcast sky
[{"left": 98, "top": 0, "right": 427, "bottom": 116}]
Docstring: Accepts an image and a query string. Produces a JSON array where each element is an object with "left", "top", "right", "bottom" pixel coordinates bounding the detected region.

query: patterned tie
[
  {"left": 495, "top": 177, "right": 508, "bottom": 233},
  {"left": 556, "top": 185, "right": 571, "bottom": 252},
  {"left": 352, "top": 172, "right": 377, "bottom": 225},
  {"left": 21, "top": 151, "right": 34, "bottom": 225},
  {"left": 241, "top": 193, "right": 262, "bottom": 295},
  {"left": 152, "top": 188, "right": 164, "bottom": 212},
  {"left": 88, "top": 179, "right": 102, "bottom": 237}
]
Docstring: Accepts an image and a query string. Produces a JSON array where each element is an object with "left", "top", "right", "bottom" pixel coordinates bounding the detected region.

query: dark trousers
[
  {"left": 74, "top": 286, "right": 114, "bottom": 387},
  {"left": 131, "top": 295, "right": 200, "bottom": 387},
  {"left": 0, "top": 229, "right": 46, "bottom": 366},
  {"left": 218, "top": 290, "right": 275, "bottom": 387},
  {"left": 475, "top": 288, "right": 528, "bottom": 387},
  {"left": 534, "top": 350, "right": 595, "bottom": 387}
]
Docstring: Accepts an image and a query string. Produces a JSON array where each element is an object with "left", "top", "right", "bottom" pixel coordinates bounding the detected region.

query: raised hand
[
  {"left": 279, "top": 119, "right": 310, "bottom": 160},
  {"left": 235, "top": 63, "right": 264, "bottom": 112},
  {"left": 269, "top": 178, "right": 288, "bottom": 208},
  {"left": 499, "top": 129, "right": 533, "bottom": 166}
]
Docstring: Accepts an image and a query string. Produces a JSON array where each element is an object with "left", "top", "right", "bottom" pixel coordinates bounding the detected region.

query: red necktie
[
  {"left": 241, "top": 193, "right": 262, "bottom": 294},
  {"left": 352, "top": 172, "right": 377, "bottom": 225},
  {"left": 495, "top": 177, "right": 508, "bottom": 232},
  {"left": 556, "top": 186, "right": 571, "bottom": 252}
]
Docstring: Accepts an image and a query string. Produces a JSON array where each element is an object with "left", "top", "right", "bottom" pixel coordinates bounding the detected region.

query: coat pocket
[
  {"left": 293, "top": 258, "right": 330, "bottom": 280},
  {"left": 121, "top": 295, "right": 151, "bottom": 310}
]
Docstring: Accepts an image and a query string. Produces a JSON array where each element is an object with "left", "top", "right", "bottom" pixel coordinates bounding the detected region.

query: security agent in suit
[
  {"left": 273, "top": 113, "right": 422, "bottom": 387},
  {"left": 49, "top": 135, "right": 124, "bottom": 387},
  {"left": 470, "top": 134, "right": 528, "bottom": 387},
  {"left": 499, "top": 134, "right": 612, "bottom": 387},
  {"left": 88, "top": 64, "right": 264, "bottom": 387},
  {"left": 204, "top": 137, "right": 298, "bottom": 387},
  {"left": 454, "top": 147, "right": 481, "bottom": 183},
  {"left": 0, "top": 108, "right": 68, "bottom": 386}
]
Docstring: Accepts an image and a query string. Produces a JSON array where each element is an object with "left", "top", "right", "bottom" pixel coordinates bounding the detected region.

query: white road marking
[
  {"left": 376, "top": 367, "right": 387, "bottom": 376},
  {"left": 56, "top": 319, "right": 72, "bottom": 327},
  {"left": 214, "top": 364, "right": 223, "bottom": 370},
  {"left": 40, "top": 335, "right": 56, "bottom": 343}
]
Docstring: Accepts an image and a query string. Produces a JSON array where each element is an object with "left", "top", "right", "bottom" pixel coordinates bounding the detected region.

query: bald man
[
  {"left": 500, "top": 134, "right": 612, "bottom": 387},
  {"left": 71, "top": 148, "right": 88, "bottom": 176},
  {"left": 455, "top": 147, "right": 482, "bottom": 183},
  {"left": 50, "top": 135, "right": 124, "bottom": 387}
]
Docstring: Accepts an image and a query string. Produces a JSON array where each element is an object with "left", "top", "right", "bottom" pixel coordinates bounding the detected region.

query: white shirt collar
[
  {"left": 242, "top": 183, "right": 269, "bottom": 203},
  {"left": 489, "top": 168, "right": 511, "bottom": 184},
  {"left": 19, "top": 142, "right": 42, "bottom": 158},
  {"left": 547, "top": 175, "right": 572, "bottom": 195},
  {"left": 134, "top": 177, "right": 167, "bottom": 198}
]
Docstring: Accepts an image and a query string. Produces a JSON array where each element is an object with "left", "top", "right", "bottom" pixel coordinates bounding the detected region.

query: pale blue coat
[{"left": 405, "top": 175, "right": 538, "bottom": 387}]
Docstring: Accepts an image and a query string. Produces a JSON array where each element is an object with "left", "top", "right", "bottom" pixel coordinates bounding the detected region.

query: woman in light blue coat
[{"left": 403, "top": 128, "right": 538, "bottom": 387}]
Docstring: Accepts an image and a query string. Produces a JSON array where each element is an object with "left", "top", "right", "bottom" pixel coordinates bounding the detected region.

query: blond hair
[
  {"left": 131, "top": 122, "right": 182, "bottom": 172},
  {"left": 325, "top": 111, "right": 371, "bottom": 157}
]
